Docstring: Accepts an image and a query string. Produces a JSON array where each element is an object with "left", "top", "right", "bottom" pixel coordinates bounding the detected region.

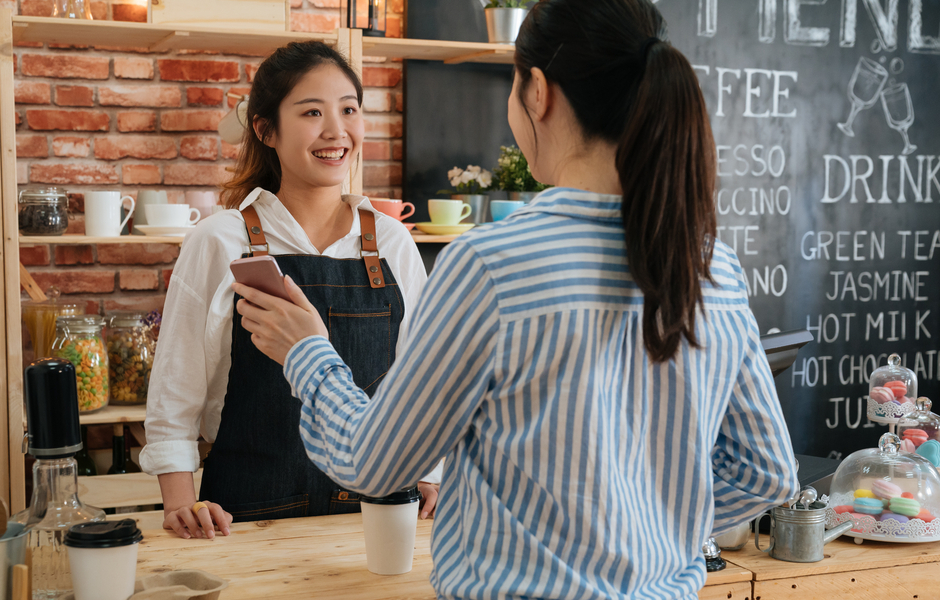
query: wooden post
[
  {"left": 337, "top": 27, "right": 364, "bottom": 197},
  {"left": 0, "top": 8, "right": 25, "bottom": 513}
]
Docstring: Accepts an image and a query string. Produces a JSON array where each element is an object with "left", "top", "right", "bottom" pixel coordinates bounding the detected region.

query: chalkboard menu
[{"left": 405, "top": 0, "right": 940, "bottom": 458}]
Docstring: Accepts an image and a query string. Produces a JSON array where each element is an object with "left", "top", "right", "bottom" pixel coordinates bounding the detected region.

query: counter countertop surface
[{"left": 134, "top": 514, "right": 750, "bottom": 599}]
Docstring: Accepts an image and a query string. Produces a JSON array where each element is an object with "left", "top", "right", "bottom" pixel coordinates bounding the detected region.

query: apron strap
[
  {"left": 358, "top": 208, "right": 386, "bottom": 289},
  {"left": 241, "top": 204, "right": 269, "bottom": 256}
]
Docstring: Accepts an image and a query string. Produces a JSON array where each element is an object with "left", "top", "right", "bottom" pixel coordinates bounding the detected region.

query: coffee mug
[
  {"left": 145, "top": 204, "right": 201, "bottom": 228},
  {"left": 132, "top": 190, "right": 168, "bottom": 233},
  {"left": 428, "top": 199, "right": 472, "bottom": 226},
  {"left": 84, "top": 191, "right": 135, "bottom": 237},
  {"left": 490, "top": 200, "right": 525, "bottom": 221},
  {"left": 371, "top": 198, "right": 415, "bottom": 221},
  {"left": 184, "top": 191, "right": 218, "bottom": 223}
]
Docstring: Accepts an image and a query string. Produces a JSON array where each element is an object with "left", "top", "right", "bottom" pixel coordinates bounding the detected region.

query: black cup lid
[
  {"left": 360, "top": 486, "right": 420, "bottom": 505},
  {"left": 65, "top": 519, "right": 142, "bottom": 549}
]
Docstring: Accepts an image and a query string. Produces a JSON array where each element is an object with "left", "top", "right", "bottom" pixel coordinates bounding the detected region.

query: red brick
[
  {"left": 16, "top": 134, "right": 48, "bottom": 158},
  {"left": 164, "top": 164, "right": 230, "bottom": 186},
  {"left": 391, "top": 140, "right": 402, "bottom": 161},
  {"left": 54, "top": 245, "right": 95, "bottom": 266},
  {"left": 20, "top": 0, "right": 53, "bottom": 16},
  {"left": 389, "top": 0, "right": 403, "bottom": 13},
  {"left": 20, "top": 246, "right": 51, "bottom": 267},
  {"left": 80, "top": 299, "right": 101, "bottom": 316},
  {"left": 122, "top": 164, "right": 161, "bottom": 185},
  {"left": 226, "top": 86, "right": 251, "bottom": 107},
  {"left": 67, "top": 193, "right": 84, "bottom": 213},
  {"left": 160, "top": 110, "right": 226, "bottom": 132},
  {"left": 26, "top": 109, "right": 109, "bottom": 131},
  {"left": 97, "top": 244, "right": 180, "bottom": 265},
  {"left": 395, "top": 92, "right": 403, "bottom": 113},
  {"left": 103, "top": 296, "right": 166, "bottom": 314},
  {"left": 364, "top": 115, "right": 402, "bottom": 138},
  {"left": 180, "top": 136, "right": 218, "bottom": 160},
  {"left": 362, "top": 140, "right": 391, "bottom": 161},
  {"left": 221, "top": 141, "right": 240, "bottom": 159},
  {"left": 386, "top": 15, "right": 401, "bottom": 38},
  {"left": 309, "top": 0, "right": 340, "bottom": 5},
  {"left": 17, "top": 162, "right": 28, "bottom": 185},
  {"left": 31, "top": 163, "right": 118, "bottom": 185},
  {"left": 99, "top": 85, "right": 181, "bottom": 108},
  {"left": 363, "top": 164, "right": 402, "bottom": 187},
  {"left": 362, "top": 90, "right": 392, "bottom": 112},
  {"left": 14, "top": 42, "right": 44, "bottom": 49},
  {"left": 21, "top": 55, "right": 110, "bottom": 79},
  {"left": 158, "top": 59, "right": 240, "bottom": 83},
  {"left": 245, "top": 64, "right": 259, "bottom": 83},
  {"left": 362, "top": 66, "right": 401, "bottom": 88},
  {"left": 66, "top": 214, "right": 85, "bottom": 234},
  {"left": 289, "top": 0, "right": 302, "bottom": 6},
  {"left": 91, "top": 1, "right": 107, "bottom": 19},
  {"left": 94, "top": 136, "right": 178, "bottom": 160},
  {"left": 52, "top": 136, "right": 90, "bottom": 158},
  {"left": 162, "top": 268, "right": 173, "bottom": 289},
  {"left": 14, "top": 81, "right": 51, "bottom": 104},
  {"left": 116, "top": 111, "right": 156, "bottom": 132},
  {"left": 290, "top": 12, "right": 340, "bottom": 33},
  {"left": 14, "top": 111, "right": 22, "bottom": 127},
  {"left": 30, "top": 270, "right": 115, "bottom": 294},
  {"left": 187, "top": 87, "right": 224, "bottom": 107},
  {"left": 119, "top": 269, "right": 159, "bottom": 291},
  {"left": 112, "top": 3, "right": 147, "bottom": 21},
  {"left": 55, "top": 85, "right": 94, "bottom": 107},
  {"left": 114, "top": 57, "right": 154, "bottom": 80}
]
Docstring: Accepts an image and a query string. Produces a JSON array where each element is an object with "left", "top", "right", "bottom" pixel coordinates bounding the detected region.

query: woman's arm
[
  {"left": 235, "top": 239, "right": 499, "bottom": 497},
  {"left": 158, "top": 472, "right": 231, "bottom": 539}
]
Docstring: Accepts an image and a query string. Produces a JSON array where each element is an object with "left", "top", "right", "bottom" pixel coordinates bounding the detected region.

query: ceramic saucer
[
  {"left": 136, "top": 225, "right": 196, "bottom": 237},
  {"left": 403, "top": 223, "right": 416, "bottom": 231},
  {"left": 414, "top": 222, "right": 475, "bottom": 236}
]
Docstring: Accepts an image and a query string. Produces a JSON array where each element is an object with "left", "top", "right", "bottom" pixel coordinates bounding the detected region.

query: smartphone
[{"left": 230, "top": 255, "right": 291, "bottom": 301}]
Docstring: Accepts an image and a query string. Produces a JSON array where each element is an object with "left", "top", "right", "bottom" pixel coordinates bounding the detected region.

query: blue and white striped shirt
[{"left": 285, "top": 188, "right": 799, "bottom": 600}]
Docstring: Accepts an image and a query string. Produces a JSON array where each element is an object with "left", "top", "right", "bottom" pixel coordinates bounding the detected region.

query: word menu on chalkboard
[{"left": 656, "top": 0, "right": 939, "bottom": 458}]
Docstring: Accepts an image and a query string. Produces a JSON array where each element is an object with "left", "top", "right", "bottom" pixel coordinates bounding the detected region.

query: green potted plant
[
  {"left": 441, "top": 165, "right": 493, "bottom": 224},
  {"left": 492, "top": 145, "right": 548, "bottom": 202},
  {"left": 482, "top": 0, "right": 530, "bottom": 44}
]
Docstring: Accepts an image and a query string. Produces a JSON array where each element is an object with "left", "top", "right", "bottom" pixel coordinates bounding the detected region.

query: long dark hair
[
  {"left": 514, "top": 0, "right": 717, "bottom": 362},
  {"left": 221, "top": 41, "right": 364, "bottom": 209}
]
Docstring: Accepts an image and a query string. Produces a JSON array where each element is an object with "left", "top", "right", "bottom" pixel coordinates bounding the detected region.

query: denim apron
[{"left": 199, "top": 205, "right": 404, "bottom": 521}]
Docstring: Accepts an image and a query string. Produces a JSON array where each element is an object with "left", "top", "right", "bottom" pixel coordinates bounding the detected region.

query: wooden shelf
[
  {"left": 11, "top": 16, "right": 336, "bottom": 55},
  {"left": 411, "top": 233, "right": 458, "bottom": 244},
  {"left": 363, "top": 36, "right": 515, "bottom": 64},
  {"left": 19, "top": 234, "right": 184, "bottom": 245},
  {"left": 80, "top": 403, "right": 146, "bottom": 425}
]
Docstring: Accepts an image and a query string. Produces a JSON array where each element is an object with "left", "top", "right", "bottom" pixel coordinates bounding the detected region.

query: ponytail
[{"left": 514, "top": 0, "right": 717, "bottom": 362}]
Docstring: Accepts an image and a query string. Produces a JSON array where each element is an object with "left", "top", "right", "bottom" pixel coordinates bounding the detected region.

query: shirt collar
[
  {"left": 515, "top": 187, "right": 623, "bottom": 224},
  {"left": 238, "top": 187, "right": 371, "bottom": 244}
]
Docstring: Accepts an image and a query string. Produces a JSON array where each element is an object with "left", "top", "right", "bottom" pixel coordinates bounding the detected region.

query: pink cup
[{"left": 371, "top": 198, "right": 415, "bottom": 221}]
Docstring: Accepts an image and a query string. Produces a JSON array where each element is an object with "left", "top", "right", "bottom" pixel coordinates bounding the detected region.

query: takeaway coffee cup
[
  {"left": 65, "top": 519, "right": 143, "bottom": 600},
  {"left": 427, "top": 199, "right": 471, "bottom": 225},
  {"left": 84, "top": 191, "right": 135, "bottom": 237},
  {"left": 145, "top": 204, "right": 201, "bottom": 228},
  {"left": 360, "top": 487, "right": 420, "bottom": 575}
]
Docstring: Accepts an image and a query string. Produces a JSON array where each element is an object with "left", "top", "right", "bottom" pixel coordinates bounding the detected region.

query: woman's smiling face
[{"left": 265, "top": 63, "right": 364, "bottom": 191}]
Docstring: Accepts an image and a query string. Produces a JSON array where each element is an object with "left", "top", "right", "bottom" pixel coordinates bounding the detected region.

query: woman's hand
[
  {"left": 417, "top": 481, "right": 439, "bottom": 520},
  {"left": 233, "top": 275, "right": 328, "bottom": 365},
  {"left": 163, "top": 501, "right": 233, "bottom": 540}
]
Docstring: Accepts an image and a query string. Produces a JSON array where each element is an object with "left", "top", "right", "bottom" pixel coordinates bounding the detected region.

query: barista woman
[{"left": 140, "top": 41, "right": 439, "bottom": 539}]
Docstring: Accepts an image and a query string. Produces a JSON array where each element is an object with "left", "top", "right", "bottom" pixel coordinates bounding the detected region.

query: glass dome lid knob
[{"left": 878, "top": 432, "right": 901, "bottom": 455}]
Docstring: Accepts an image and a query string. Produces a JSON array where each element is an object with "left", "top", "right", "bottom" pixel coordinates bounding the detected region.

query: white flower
[
  {"left": 479, "top": 170, "right": 493, "bottom": 188},
  {"left": 450, "top": 176, "right": 463, "bottom": 187},
  {"left": 466, "top": 165, "right": 482, "bottom": 176},
  {"left": 459, "top": 170, "right": 475, "bottom": 184},
  {"left": 447, "top": 167, "right": 463, "bottom": 180}
]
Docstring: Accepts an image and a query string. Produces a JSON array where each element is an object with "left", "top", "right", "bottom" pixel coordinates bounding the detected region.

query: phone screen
[{"left": 230, "top": 256, "right": 291, "bottom": 301}]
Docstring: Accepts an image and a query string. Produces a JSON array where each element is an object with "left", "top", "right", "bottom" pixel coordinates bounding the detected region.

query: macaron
[
  {"left": 916, "top": 510, "right": 935, "bottom": 522},
  {"left": 871, "top": 480, "right": 903, "bottom": 499},
  {"left": 854, "top": 489, "right": 876, "bottom": 499},
  {"left": 902, "top": 492, "right": 915, "bottom": 499},
  {"left": 849, "top": 512, "right": 868, "bottom": 532},
  {"left": 869, "top": 387, "right": 895, "bottom": 404},
  {"left": 834, "top": 505, "right": 854, "bottom": 514},
  {"left": 900, "top": 439, "right": 917, "bottom": 453},
  {"left": 889, "top": 497, "right": 921, "bottom": 517},
  {"left": 885, "top": 380, "right": 908, "bottom": 398},
  {"left": 903, "top": 428, "right": 929, "bottom": 447},
  {"left": 880, "top": 512, "right": 909, "bottom": 524},
  {"left": 854, "top": 497, "right": 885, "bottom": 515},
  {"left": 916, "top": 439, "right": 940, "bottom": 467}
]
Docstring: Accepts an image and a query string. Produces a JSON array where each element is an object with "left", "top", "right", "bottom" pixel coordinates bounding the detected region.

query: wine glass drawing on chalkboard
[
  {"left": 837, "top": 57, "right": 889, "bottom": 138},
  {"left": 880, "top": 82, "right": 917, "bottom": 156}
]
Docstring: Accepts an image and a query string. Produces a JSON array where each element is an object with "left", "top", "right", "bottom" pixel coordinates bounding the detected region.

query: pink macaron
[
  {"left": 903, "top": 429, "right": 929, "bottom": 447},
  {"left": 871, "top": 479, "right": 903, "bottom": 499},
  {"left": 869, "top": 387, "right": 895, "bottom": 404},
  {"left": 900, "top": 439, "right": 917, "bottom": 453}
]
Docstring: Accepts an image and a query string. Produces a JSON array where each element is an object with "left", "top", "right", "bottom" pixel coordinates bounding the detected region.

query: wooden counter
[{"left": 134, "top": 514, "right": 751, "bottom": 599}]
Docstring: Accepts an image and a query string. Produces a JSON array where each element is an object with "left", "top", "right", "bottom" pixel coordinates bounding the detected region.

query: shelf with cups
[
  {"left": 411, "top": 233, "right": 458, "bottom": 244},
  {"left": 362, "top": 37, "right": 515, "bottom": 64},
  {"left": 18, "top": 234, "right": 185, "bottom": 245}
]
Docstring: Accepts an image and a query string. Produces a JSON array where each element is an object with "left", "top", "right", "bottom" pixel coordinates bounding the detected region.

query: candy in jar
[
  {"left": 106, "top": 311, "right": 155, "bottom": 405},
  {"left": 867, "top": 353, "right": 917, "bottom": 424},
  {"left": 52, "top": 316, "right": 109, "bottom": 412}
]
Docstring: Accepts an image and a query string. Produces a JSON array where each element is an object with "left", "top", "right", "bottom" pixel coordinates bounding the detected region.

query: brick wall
[{"left": 12, "top": 0, "right": 405, "bottom": 317}]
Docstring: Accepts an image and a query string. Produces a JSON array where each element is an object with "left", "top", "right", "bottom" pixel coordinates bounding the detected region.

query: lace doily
[
  {"left": 868, "top": 397, "right": 917, "bottom": 423},
  {"left": 826, "top": 492, "right": 940, "bottom": 543}
]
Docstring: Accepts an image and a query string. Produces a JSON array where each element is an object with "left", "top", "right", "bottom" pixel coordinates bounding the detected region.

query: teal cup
[{"left": 490, "top": 200, "right": 525, "bottom": 221}]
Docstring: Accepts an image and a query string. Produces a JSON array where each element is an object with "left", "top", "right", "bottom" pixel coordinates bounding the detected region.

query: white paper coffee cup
[
  {"left": 65, "top": 519, "right": 142, "bottom": 600},
  {"left": 360, "top": 487, "right": 420, "bottom": 575}
]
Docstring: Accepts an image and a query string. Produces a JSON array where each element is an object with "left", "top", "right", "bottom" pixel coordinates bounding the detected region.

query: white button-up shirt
[{"left": 140, "top": 187, "right": 438, "bottom": 482}]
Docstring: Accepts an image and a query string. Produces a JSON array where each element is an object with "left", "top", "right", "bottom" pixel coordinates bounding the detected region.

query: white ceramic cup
[
  {"left": 133, "top": 190, "right": 168, "bottom": 232},
  {"left": 360, "top": 489, "right": 420, "bottom": 575},
  {"left": 68, "top": 543, "right": 139, "bottom": 600},
  {"left": 84, "top": 191, "right": 135, "bottom": 237},
  {"left": 145, "top": 204, "right": 201, "bottom": 228},
  {"left": 184, "top": 190, "right": 218, "bottom": 223},
  {"left": 428, "top": 199, "right": 472, "bottom": 225}
]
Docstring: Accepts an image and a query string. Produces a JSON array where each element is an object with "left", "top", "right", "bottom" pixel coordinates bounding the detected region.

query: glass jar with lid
[
  {"left": 867, "top": 353, "right": 917, "bottom": 424},
  {"left": 52, "top": 316, "right": 109, "bottom": 412},
  {"left": 826, "top": 433, "right": 940, "bottom": 543},
  {"left": 21, "top": 294, "right": 80, "bottom": 360},
  {"left": 106, "top": 311, "right": 155, "bottom": 405},
  {"left": 18, "top": 187, "right": 69, "bottom": 236}
]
